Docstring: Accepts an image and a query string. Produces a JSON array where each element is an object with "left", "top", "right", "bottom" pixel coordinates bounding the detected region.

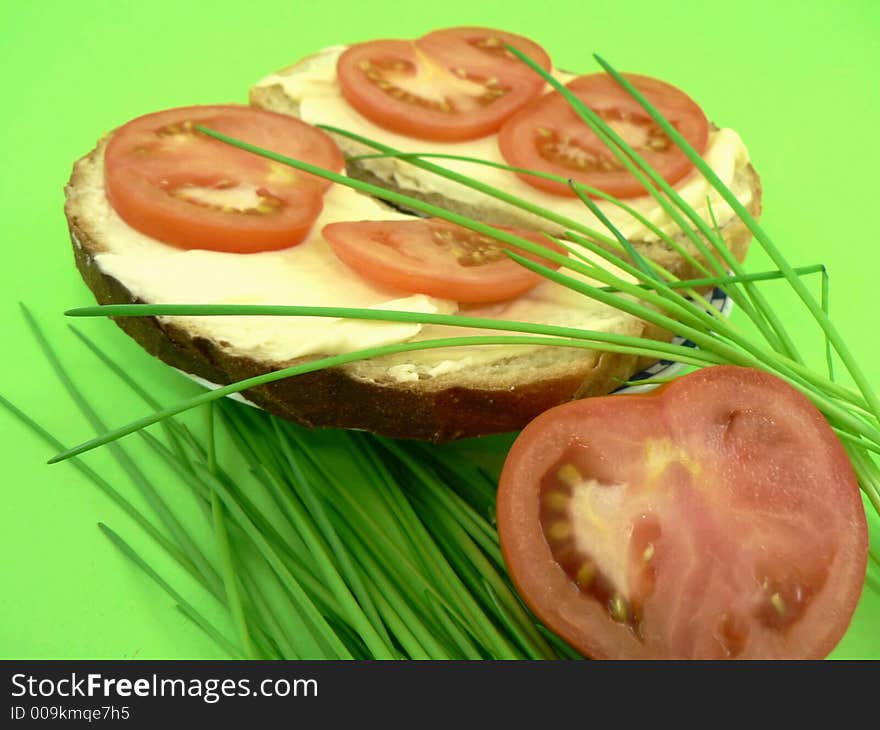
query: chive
[
  {"left": 293, "top": 435, "right": 490, "bottom": 656},
  {"left": 409, "top": 440, "right": 498, "bottom": 519},
  {"left": 374, "top": 441, "right": 544, "bottom": 658},
  {"left": 48, "top": 333, "right": 715, "bottom": 464},
  {"left": 362, "top": 580, "right": 432, "bottom": 660},
  {"left": 327, "top": 509, "right": 469, "bottom": 658},
  {"left": 67, "top": 325, "right": 201, "bottom": 472},
  {"left": 422, "top": 590, "right": 489, "bottom": 660},
  {"left": 66, "top": 302, "right": 724, "bottom": 365},
  {"left": 268, "top": 421, "right": 396, "bottom": 659},
  {"left": 600, "top": 264, "right": 826, "bottom": 293},
  {"left": 237, "top": 569, "right": 299, "bottom": 660},
  {"left": 412, "top": 494, "right": 536, "bottom": 659},
  {"left": 321, "top": 124, "right": 616, "bottom": 249},
  {"left": 482, "top": 580, "right": 544, "bottom": 661},
  {"left": 216, "top": 414, "right": 316, "bottom": 562},
  {"left": 172, "top": 604, "right": 250, "bottom": 660},
  {"left": 844, "top": 446, "right": 880, "bottom": 517},
  {"left": 333, "top": 520, "right": 457, "bottom": 659},
  {"left": 22, "top": 305, "right": 223, "bottom": 597},
  {"left": 558, "top": 229, "right": 722, "bottom": 328},
  {"left": 592, "top": 54, "right": 880, "bottom": 420},
  {"left": 821, "top": 266, "right": 834, "bottom": 381},
  {"left": 98, "top": 523, "right": 241, "bottom": 658},
  {"left": 535, "top": 625, "right": 585, "bottom": 660},
  {"left": 206, "top": 403, "right": 255, "bottom": 659},
  {"left": 191, "top": 461, "right": 353, "bottom": 659},
  {"left": 0, "top": 393, "right": 198, "bottom": 582},
  {"left": 566, "top": 178, "right": 657, "bottom": 280},
  {"left": 273, "top": 443, "right": 393, "bottom": 654},
  {"left": 507, "top": 47, "right": 801, "bottom": 360},
  {"left": 507, "top": 252, "right": 879, "bottom": 427}
]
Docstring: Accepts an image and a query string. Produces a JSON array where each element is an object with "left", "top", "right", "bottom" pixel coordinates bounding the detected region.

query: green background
[{"left": 2, "top": 0, "right": 878, "bottom": 658}]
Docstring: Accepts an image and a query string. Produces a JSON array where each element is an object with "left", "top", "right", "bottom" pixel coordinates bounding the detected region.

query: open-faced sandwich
[{"left": 66, "top": 27, "right": 760, "bottom": 442}]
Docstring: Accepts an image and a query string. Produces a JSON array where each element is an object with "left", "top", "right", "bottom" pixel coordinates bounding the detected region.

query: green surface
[{"left": 1, "top": 0, "right": 878, "bottom": 659}]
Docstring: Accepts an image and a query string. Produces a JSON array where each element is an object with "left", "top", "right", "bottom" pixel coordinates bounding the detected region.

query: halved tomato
[
  {"left": 336, "top": 27, "right": 552, "bottom": 142},
  {"left": 497, "top": 366, "right": 867, "bottom": 659},
  {"left": 321, "top": 218, "right": 566, "bottom": 303},
  {"left": 498, "top": 73, "right": 710, "bottom": 198},
  {"left": 104, "top": 105, "right": 344, "bottom": 253}
]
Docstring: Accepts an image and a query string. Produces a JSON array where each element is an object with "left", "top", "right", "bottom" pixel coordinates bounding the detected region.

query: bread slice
[
  {"left": 250, "top": 46, "right": 762, "bottom": 281},
  {"left": 65, "top": 138, "right": 673, "bottom": 442}
]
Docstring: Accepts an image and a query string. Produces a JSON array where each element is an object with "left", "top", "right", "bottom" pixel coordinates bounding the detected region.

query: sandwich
[{"left": 65, "top": 27, "right": 758, "bottom": 441}]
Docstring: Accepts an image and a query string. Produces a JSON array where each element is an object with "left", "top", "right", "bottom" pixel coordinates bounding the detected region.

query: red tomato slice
[
  {"left": 321, "top": 218, "right": 566, "bottom": 303},
  {"left": 498, "top": 73, "right": 710, "bottom": 198},
  {"left": 497, "top": 366, "right": 867, "bottom": 659},
  {"left": 104, "top": 105, "right": 344, "bottom": 253},
  {"left": 337, "top": 27, "right": 552, "bottom": 142}
]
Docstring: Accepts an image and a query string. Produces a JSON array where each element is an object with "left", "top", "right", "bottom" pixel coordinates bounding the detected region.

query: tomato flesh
[
  {"left": 337, "top": 28, "right": 552, "bottom": 141},
  {"left": 321, "top": 218, "right": 565, "bottom": 303},
  {"left": 498, "top": 366, "right": 867, "bottom": 659},
  {"left": 104, "top": 105, "right": 344, "bottom": 253},
  {"left": 498, "top": 73, "right": 710, "bottom": 198}
]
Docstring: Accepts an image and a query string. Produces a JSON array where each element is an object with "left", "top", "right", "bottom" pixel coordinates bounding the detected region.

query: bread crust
[{"left": 65, "top": 146, "right": 669, "bottom": 442}]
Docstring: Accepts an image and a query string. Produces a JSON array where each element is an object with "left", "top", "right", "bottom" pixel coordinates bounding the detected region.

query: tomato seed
[
  {"left": 556, "top": 463, "right": 582, "bottom": 487},
  {"left": 609, "top": 594, "right": 630, "bottom": 623},
  {"left": 576, "top": 561, "right": 597, "bottom": 589},
  {"left": 546, "top": 521, "right": 573, "bottom": 542},
  {"left": 770, "top": 592, "right": 787, "bottom": 617},
  {"left": 543, "top": 491, "right": 570, "bottom": 511}
]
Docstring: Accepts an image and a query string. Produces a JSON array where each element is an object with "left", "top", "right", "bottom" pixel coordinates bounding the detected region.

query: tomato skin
[
  {"left": 498, "top": 73, "right": 710, "bottom": 199},
  {"left": 337, "top": 28, "right": 552, "bottom": 142},
  {"left": 104, "top": 105, "right": 344, "bottom": 253},
  {"left": 416, "top": 27, "right": 551, "bottom": 85},
  {"left": 497, "top": 366, "right": 867, "bottom": 659},
  {"left": 321, "top": 218, "right": 566, "bottom": 303}
]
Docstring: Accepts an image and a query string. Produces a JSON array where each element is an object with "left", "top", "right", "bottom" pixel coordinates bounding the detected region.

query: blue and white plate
[{"left": 614, "top": 286, "right": 732, "bottom": 395}]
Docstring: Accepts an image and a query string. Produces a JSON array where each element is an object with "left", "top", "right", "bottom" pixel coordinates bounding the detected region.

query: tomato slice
[
  {"left": 416, "top": 27, "right": 552, "bottom": 85},
  {"left": 498, "top": 73, "right": 710, "bottom": 198},
  {"left": 337, "top": 27, "right": 552, "bottom": 142},
  {"left": 104, "top": 105, "right": 344, "bottom": 253},
  {"left": 497, "top": 366, "right": 867, "bottom": 659},
  {"left": 321, "top": 218, "right": 566, "bottom": 303}
]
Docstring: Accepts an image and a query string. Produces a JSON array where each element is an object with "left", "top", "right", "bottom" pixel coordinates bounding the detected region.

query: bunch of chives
[{"left": 2, "top": 308, "right": 578, "bottom": 659}]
